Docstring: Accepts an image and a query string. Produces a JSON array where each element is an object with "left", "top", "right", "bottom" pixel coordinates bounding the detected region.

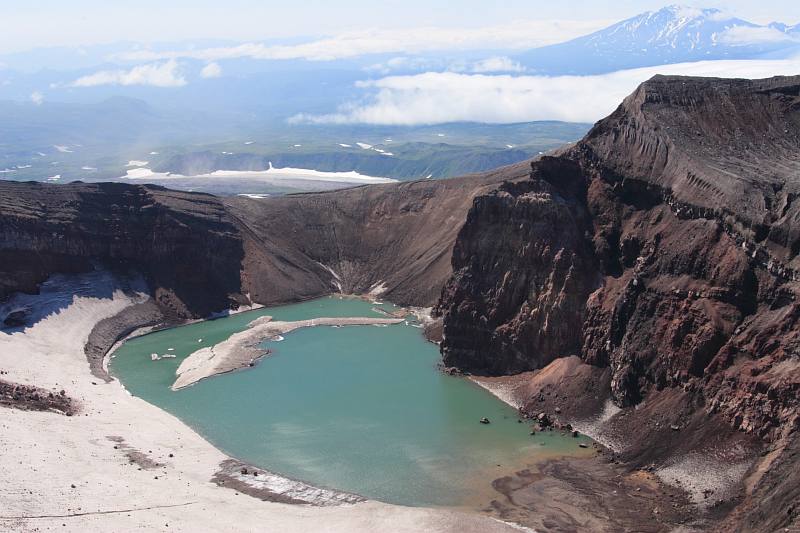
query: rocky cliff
[
  {"left": 227, "top": 166, "right": 520, "bottom": 307},
  {"left": 0, "top": 182, "right": 246, "bottom": 318},
  {"left": 438, "top": 75, "right": 800, "bottom": 436},
  {"left": 435, "top": 75, "right": 800, "bottom": 531},
  {"left": 0, "top": 164, "right": 521, "bottom": 320}
]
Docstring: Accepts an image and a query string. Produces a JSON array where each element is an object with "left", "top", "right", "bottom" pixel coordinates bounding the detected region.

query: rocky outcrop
[
  {"left": 0, "top": 182, "right": 246, "bottom": 318},
  {"left": 435, "top": 157, "right": 599, "bottom": 374},
  {"left": 226, "top": 165, "right": 525, "bottom": 307},
  {"left": 438, "top": 75, "right": 800, "bottom": 436},
  {"left": 1, "top": 163, "right": 521, "bottom": 320},
  {"left": 435, "top": 75, "right": 800, "bottom": 530}
]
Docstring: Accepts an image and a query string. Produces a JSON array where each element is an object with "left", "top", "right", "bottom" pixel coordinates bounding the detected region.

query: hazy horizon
[{"left": 3, "top": 1, "right": 799, "bottom": 54}]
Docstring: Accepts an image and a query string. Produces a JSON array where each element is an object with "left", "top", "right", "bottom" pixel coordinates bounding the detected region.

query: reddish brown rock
[{"left": 436, "top": 75, "right": 800, "bottom": 530}]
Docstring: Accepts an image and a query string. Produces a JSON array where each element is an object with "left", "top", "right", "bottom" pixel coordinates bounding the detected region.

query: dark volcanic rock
[
  {"left": 84, "top": 300, "right": 166, "bottom": 381},
  {"left": 0, "top": 378, "right": 77, "bottom": 415},
  {"left": 226, "top": 165, "right": 525, "bottom": 307},
  {"left": 0, "top": 182, "right": 245, "bottom": 318},
  {"left": 438, "top": 75, "right": 800, "bottom": 438},
  {"left": 0, "top": 164, "right": 522, "bottom": 318},
  {"left": 436, "top": 75, "right": 800, "bottom": 531},
  {"left": 435, "top": 157, "right": 599, "bottom": 374},
  {"left": 3, "top": 307, "right": 30, "bottom": 327}
]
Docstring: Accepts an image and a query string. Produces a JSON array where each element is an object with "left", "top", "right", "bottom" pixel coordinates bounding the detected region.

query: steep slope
[
  {"left": 227, "top": 163, "right": 528, "bottom": 307},
  {"left": 0, "top": 164, "right": 523, "bottom": 320},
  {"left": 436, "top": 75, "right": 800, "bottom": 531},
  {"left": 435, "top": 157, "right": 600, "bottom": 373},
  {"left": 0, "top": 181, "right": 245, "bottom": 318}
]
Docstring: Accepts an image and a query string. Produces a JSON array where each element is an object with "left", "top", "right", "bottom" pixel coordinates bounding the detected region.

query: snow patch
[
  {"left": 121, "top": 164, "right": 395, "bottom": 184},
  {"left": 367, "top": 281, "right": 387, "bottom": 298},
  {"left": 318, "top": 263, "right": 344, "bottom": 292}
]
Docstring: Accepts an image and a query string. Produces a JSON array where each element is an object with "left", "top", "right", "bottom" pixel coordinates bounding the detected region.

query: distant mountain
[
  {"left": 768, "top": 22, "right": 800, "bottom": 34},
  {"left": 516, "top": 5, "right": 800, "bottom": 75}
]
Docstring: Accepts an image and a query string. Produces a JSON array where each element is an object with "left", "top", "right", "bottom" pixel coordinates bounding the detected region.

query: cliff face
[
  {"left": 438, "top": 75, "right": 800, "bottom": 442},
  {"left": 0, "top": 182, "right": 245, "bottom": 318},
  {"left": 226, "top": 164, "right": 527, "bottom": 307},
  {"left": 432, "top": 76, "right": 800, "bottom": 529},
  {"left": 0, "top": 164, "right": 521, "bottom": 318},
  {"left": 435, "top": 158, "right": 599, "bottom": 374}
]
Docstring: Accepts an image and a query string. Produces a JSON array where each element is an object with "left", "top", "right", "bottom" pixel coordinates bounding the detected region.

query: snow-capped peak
[{"left": 514, "top": 4, "right": 799, "bottom": 75}]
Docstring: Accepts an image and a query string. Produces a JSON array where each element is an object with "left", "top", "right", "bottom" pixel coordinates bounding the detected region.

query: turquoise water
[{"left": 111, "top": 296, "right": 590, "bottom": 507}]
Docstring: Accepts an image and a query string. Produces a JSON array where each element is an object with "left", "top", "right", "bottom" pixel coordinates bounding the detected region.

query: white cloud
[
  {"left": 200, "top": 62, "right": 222, "bottom": 78},
  {"left": 30, "top": 91, "right": 43, "bottom": 105},
  {"left": 365, "top": 56, "right": 444, "bottom": 75},
  {"left": 470, "top": 56, "right": 525, "bottom": 73},
  {"left": 69, "top": 59, "right": 186, "bottom": 88},
  {"left": 116, "top": 19, "right": 610, "bottom": 63},
  {"left": 291, "top": 57, "right": 800, "bottom": 125},
  {"left": 718, "top": 25, "right": 799, "bottom": 45}
]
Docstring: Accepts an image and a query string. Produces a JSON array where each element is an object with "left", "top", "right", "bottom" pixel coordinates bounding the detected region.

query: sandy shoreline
[
  {"left": 0, "top": 272, "right": 523, "bottom": 533},
  {"left": 172, "top": 315, "right": 404, "bottom": 390}
]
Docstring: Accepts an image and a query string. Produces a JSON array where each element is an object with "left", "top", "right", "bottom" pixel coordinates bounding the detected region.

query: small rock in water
[
  {"left": 579, "top": 443, "right": 589, "bottom": 448},
  {"left": 479, "top": 417, "right": 491, "bottom": 424},
  {"left": 573, "top": 430, "right": 579, "bottom": 438},
  {"left": 537, "top": 412, "right": 552, "bottom": 427}
]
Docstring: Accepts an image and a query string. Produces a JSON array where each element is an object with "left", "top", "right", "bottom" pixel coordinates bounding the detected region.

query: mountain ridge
[{"left": 516, "top": 5, "right": 800, "bottom": 74}]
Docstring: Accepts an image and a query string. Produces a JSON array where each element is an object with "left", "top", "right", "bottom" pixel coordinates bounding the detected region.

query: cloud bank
[
  {"left": 116, "top": 20, "right": 610, "bottom": 63},
  {"left": 719, "top": 25, "right": 799, "bottom": 45},
  {"left": 469, "top": 56, "right": 525, "bottom": 73},
  {"left": 292, "top": 57, "right": 800, "bottom": 125},
  {"left": 70, "top": 59, "right": 186, "bottom": 88}
]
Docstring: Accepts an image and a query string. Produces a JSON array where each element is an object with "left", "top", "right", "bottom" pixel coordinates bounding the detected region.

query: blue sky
[{"left": 3, "top": 1, "right": 799, "bottom": 53}]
